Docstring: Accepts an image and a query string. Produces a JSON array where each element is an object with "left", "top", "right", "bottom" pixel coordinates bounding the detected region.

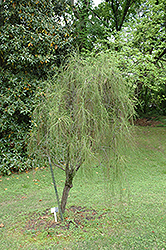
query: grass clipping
[{"left": 30, "top": 53, "right": 135, "bottom": 184}]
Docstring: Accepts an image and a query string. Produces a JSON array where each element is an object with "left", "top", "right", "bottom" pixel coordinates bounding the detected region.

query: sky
[{"left": 93, "top": 0, "right": 102, "bottom": 6}]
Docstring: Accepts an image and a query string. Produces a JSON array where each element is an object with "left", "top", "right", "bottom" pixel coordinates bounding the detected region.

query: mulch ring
[
  {"left": 134, "top": 117, "right": 164, "bottom": 127},
  {"left": 24, "top": 206, "right": 107, "bottom": 233}
]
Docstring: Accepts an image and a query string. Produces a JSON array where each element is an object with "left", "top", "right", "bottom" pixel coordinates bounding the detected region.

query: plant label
[{"left": 51, "top": 207, "right": 58, "bottom": 222}]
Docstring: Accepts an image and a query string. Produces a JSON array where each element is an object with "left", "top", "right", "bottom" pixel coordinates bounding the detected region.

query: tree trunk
[
  {"left": 61, "top": 156, "right": 74, "bottom": 213},
  {"left": 61, "top": 181, "right": 73, "bottom": 214}
]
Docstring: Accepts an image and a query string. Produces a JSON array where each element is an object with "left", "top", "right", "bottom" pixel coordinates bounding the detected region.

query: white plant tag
[{"left": 51, "top": 207, "right": 58, "bottom": 222}]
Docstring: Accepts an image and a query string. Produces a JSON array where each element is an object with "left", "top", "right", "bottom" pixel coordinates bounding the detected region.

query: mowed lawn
[{"left": 0, "top": 126, "right": 166, "bottom": 249}]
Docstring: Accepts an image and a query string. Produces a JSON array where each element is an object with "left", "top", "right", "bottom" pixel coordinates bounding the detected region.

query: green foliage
[
  {"left": 96, "top": 0, "right": 141, "bottom": 32},
  {"left": 63, "top": 0, "right": 97, "bottom": 51},
  {"left": 67, "top": 0, "right": 166, "bottom": 114},
  {"left": 91, "top": 0, "right": 166, "bottom": 115},
  {"left": 31, "top": 53, "right": 135, "bottom": 166},
  {"left": 0, "top": 0, "right": 73, "bottom": 175},
  {"left": 63, "top": 0, "right": 141, "bottom": 51},
  {"left": 122, "top": 49, "right": 166, "bottom": 115},
  {"left": 30, "top": 53, "right": 135, "bottom": 211},
  {"left": 0, "top": 0, "right": 73, "bottom": 75},
  {"left": 0, "top": 70, "right": 41, "bottom": 174},
  {"left": 120, "top": 0, "right": 166, "bottom": 114}
]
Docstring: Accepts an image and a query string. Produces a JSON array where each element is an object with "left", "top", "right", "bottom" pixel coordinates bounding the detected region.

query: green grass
[{"left": 0, "top": 126, "right": 166, "bottom": 249}]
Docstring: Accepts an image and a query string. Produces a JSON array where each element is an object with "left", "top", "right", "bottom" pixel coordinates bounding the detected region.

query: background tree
[
  {"left": 0, "top": 0, "right": 73, "bottom": 174},
  {"left": 95, "top": 0, "right": 141, "bottom": 32},
  {"left": 90, "top": 0, "right": 166, "bottom": 115},
  {"left": 119, "top": 0, "right": 166, "bottom": 114},
  {"left": 63, "top": 0, "right": 141, "bottom": 51},
  {"left": 30, "top": 53, "right": 135, "bottom": 213},
  {"left": 62, "top": 0, "right": 98, "bottom": 51}
]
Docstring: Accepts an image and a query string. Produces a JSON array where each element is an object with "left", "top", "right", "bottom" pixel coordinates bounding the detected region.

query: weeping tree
[{"left": 30, "top": 53, "right": 135, "bottom": 214}]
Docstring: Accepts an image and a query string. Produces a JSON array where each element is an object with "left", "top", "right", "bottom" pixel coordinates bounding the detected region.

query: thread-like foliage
[{"left": 30, "top": 53, "right": 135, "bottom": 212}]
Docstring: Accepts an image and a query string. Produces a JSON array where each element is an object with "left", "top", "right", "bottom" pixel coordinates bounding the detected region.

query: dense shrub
[
  {"left": 0, "top": 70, "right": 41, "bottom": 174},
  {"left": 0, "top": 0, "right": 73, "bottom": 174}
]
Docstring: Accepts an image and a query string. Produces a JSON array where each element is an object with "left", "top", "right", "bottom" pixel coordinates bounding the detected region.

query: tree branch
[
  {"left": 75, "top": 158, "right": 85, "bottom": 172},
  {"left": 52, "top": 159, "right": 65, "bottom": 171},
  {"left": 119, "top": 0, "right": 135, "bottom": 31},
  {"left": 88, "top": 8, "right": 110, "bottom": 29},
  {"left": 111, "top": 0, "right": 119, "bottom": 31},
  {"left": 70, "top": 2, "right": 80, "bottom": 19}
]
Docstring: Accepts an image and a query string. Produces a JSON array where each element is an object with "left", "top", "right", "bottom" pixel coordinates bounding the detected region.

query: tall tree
[
  {"left": 95, "top": 0, "right": 141, "bottom": 32},
  {"left": 124, "top": 0, "right": 166, "bottom": 114},
  {"left": 61, "top": 0, "right": 141, "bottom": 51},
  {"left": 91, "top": 0, "right": 166, "bottom": 114}
]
